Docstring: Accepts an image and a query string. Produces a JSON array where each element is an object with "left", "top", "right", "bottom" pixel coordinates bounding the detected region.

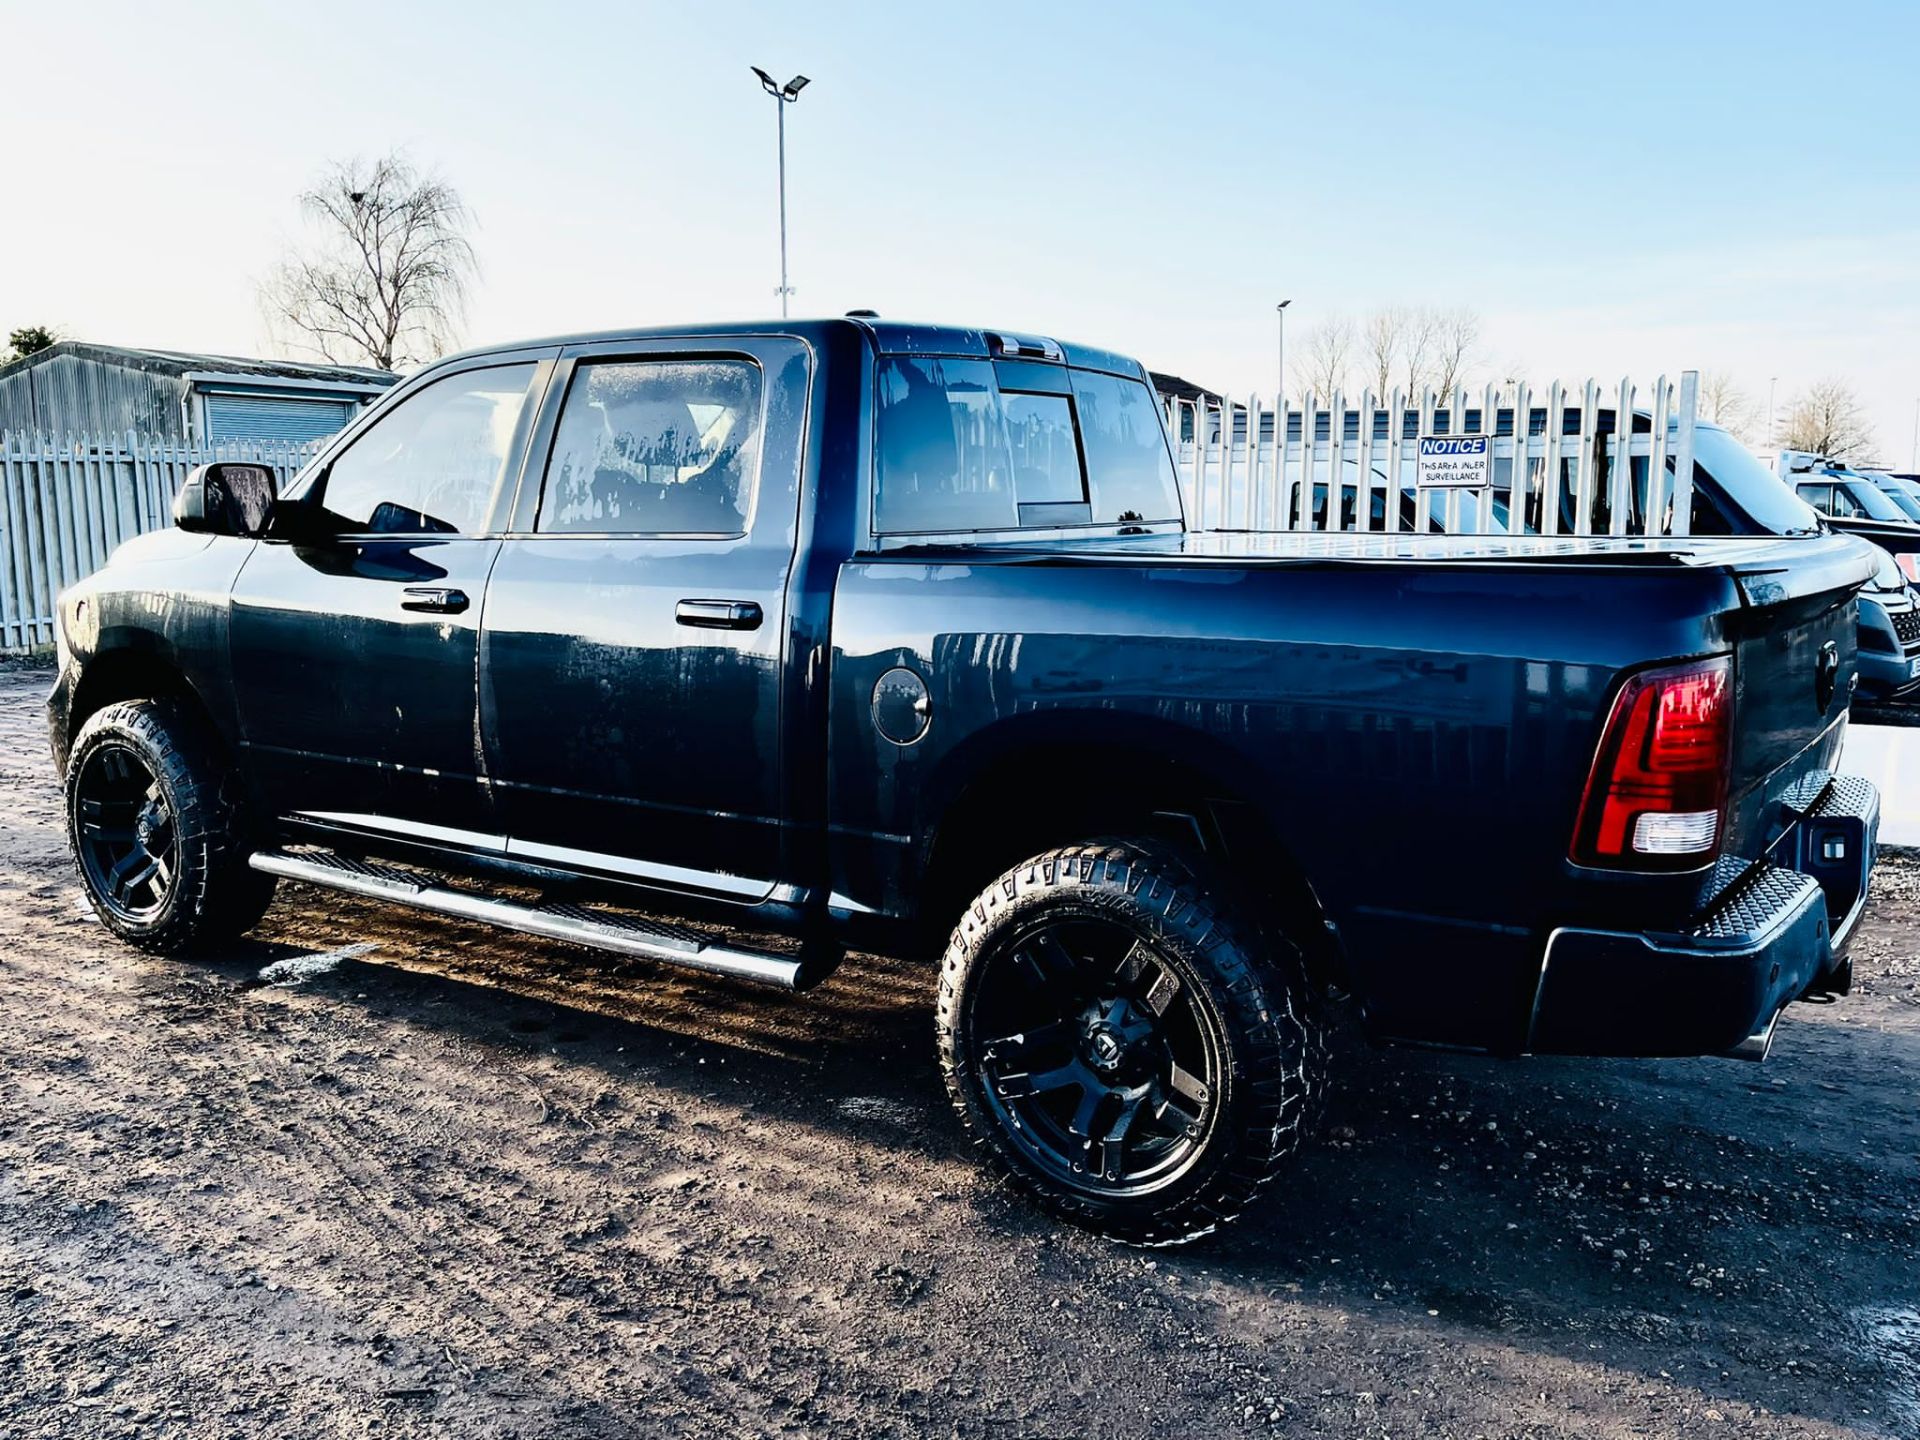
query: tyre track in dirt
[{"left": 4, "top": 668, "right": 1919, "bottom": 1438}]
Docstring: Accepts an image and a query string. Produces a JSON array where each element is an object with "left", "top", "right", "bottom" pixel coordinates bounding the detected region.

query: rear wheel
[
  {"left": 936, "top": 840, "right": 1324, "bottom": 1245},
  {"left": 66, "top": 700, "right": 276, "bottom": 953}
]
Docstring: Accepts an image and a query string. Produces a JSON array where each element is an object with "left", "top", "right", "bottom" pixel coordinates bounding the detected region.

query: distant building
[
  {"left": 0, "top": 342, "right": 397, "bottom": 445},
  {"left": 1149, "top": 371, "right": 1222, "bottom": 444},
  {"left": 1148, "top": 371, "right": 1221, "bottom": 407}
]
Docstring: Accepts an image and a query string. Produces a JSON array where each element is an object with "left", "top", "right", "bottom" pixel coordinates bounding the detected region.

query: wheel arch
[
  {"left": 62, "top": 634, "right": 226, "bottom": 774},
  {"left": 915, "top": 710, "right": 1344, "bottom": 988}
]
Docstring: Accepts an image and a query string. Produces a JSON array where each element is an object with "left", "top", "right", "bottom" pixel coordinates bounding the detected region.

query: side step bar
[{"left": 249, "top": 848, "right": 811, "bottom": 990}]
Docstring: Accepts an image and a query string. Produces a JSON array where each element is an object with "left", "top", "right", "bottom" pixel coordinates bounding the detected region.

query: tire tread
[{"left": 935, "top": 838, "right": 1326, "bottom": 1246}]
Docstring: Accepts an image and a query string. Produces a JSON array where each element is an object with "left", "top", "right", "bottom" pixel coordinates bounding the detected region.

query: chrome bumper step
[{"left": 248, "top": 847, "right": 808, "bottom": 990}]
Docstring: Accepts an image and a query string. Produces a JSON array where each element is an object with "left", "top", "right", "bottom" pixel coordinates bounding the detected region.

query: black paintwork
[{"left": 46, "top": 318, "right": 1884, "bottom": 1058}]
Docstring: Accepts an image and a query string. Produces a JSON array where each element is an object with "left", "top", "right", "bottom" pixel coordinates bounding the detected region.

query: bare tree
[
  {"left": 1427, "top": 308, "right": 1480, "bottom": 401},
  {"left": 261, "top": 152, "right": 476, "bottom": 371},
  {"left": 1356, "top": 306, "right": 1482, "bottom": 401},
  {"left": 1697, "top": 370, "right": 1758, "bottom": 441},
  {"left": 1362, "top": 308, "right": 1403, "bottom": 397},
  {"left": 1297, "top": 316, "right": 1354, "bottom": 402},
  {"left": 1398, "top": 308, "right": 1444, "bottom": 400},
  {"left": 1779, "top": 379, "right": 1879, "bottom": 464}
]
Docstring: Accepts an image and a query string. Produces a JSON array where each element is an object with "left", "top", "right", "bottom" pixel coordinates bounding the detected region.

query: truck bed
[{"left": 830, "top": 529, "right": 1878, "bottom": 1052}]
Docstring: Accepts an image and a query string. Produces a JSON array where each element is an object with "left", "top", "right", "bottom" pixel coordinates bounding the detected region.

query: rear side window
[
  {"left": 1068, "top": 370, "right": 1182, "bottom": 523},
  {"left": 875, "top": 357, "right": 1019, "bottom": 533},
  {"left": 539, "top": 359, "right": 761, "bottom": 535},
  {"left": 875, "top": 357, "right": 1179, "bottom": 533}
]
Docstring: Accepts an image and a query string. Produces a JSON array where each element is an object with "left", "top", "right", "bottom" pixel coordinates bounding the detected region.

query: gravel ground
[
  {"left": 1857, "top": 695, "right": 1920, "bottom": 729},
  {"left": 2, "top": 666, "right": 1917, "bottom": 1439}
]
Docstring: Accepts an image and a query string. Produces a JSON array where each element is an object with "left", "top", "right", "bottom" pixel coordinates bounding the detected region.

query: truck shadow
[{"left": 207, "top": 886, "right": 1917, "bottom": 1434}]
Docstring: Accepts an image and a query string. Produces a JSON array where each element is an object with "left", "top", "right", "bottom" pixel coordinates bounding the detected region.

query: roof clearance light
[{"left": 984, "top": 331, "right": 1064, "bottom": 362}]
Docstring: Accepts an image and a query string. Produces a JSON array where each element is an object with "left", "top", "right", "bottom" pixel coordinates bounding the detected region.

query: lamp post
[
  {"left": 1275, "top": 299, "right": 1292, "bottom": 403},
  {"left": 750, "top": 67, "right": 811, "bottom": 318},
  {"left": 1768, "top": 376, "right": 1778, "bottom": 443}
]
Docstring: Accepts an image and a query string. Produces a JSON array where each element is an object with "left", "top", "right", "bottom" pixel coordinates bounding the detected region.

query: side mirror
[{"left": 175, "top": 463, "right": 277, "bottom": 537}]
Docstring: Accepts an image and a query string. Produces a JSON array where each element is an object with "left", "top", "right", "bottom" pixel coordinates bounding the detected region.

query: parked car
[
  {"left": 46, "top": 319, "right": 1882, "bottom": 1244},
  {"left": 1784, "top": 461, "right": 1920, "bottom": 567},
  {"left": 1857, "top": 472, "right": 1920, "bottom": 561},
  {"left": 1861, "top": 471, "right": 1920, "bottom": 523},
  {"left": 1850, "top": 547, "right": 1920, "bottom": 700},
  {"left": 1498, "top": 418, "right": 1919, "bottom": 704}
]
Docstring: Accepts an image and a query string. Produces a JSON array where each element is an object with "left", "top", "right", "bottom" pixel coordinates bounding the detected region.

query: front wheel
[
  {"left": 936, "top": 840, "right": 1325, "bottom": 1245},
  {"left": 66, "top": 699, "right": 276, "bottom": 953}
]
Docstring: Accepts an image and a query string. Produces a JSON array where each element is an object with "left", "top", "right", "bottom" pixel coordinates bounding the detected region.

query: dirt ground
[{"left": 2, "top": 666, "right": 1918, "bottom": 1440}]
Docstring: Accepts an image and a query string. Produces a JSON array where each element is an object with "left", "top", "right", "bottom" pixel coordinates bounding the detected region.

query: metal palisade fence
[
  {"left": 0, "top": 430, "right": 316, "bottom": 650},
  {"left": 1164, "top": 371, "right": 1700, "bottom": 540}
]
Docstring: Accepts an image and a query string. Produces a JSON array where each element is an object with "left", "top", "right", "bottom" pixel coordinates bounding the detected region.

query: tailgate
[{"left": 1717, "top": 534, "right": 1880, "bottom": 865}]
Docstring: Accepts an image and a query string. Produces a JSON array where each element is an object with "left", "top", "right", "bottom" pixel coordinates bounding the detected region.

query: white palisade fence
[
  {"left": 1164, "top": 372, "right": 1700, "bottom": 539},
  {"left": 0, "top": 430, "right": 316, "bottom": 651}
]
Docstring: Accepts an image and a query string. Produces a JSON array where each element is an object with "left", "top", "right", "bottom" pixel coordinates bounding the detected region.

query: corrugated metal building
[{"left": 0, "top": 342, "right": 397, "bottom": 444}]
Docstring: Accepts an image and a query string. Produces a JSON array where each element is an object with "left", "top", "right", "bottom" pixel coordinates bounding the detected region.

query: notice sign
[{"left": 1416, "top": 435, "right": 1492, "bottom": 488}]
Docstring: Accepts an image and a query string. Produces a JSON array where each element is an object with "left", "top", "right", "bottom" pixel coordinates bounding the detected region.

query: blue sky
[{"left": 6, "top": 0, "right": 1917, "bottom": 460}]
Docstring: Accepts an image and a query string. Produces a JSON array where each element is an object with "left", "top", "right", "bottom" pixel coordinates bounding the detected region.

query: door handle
[
  {"left": 401, "top": 586, "right": 470, "bottom": 615},
  {"left": 675, "top": 599, "right": 763, "bottom": 630}
]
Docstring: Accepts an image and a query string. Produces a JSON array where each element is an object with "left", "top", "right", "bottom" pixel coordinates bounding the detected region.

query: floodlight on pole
[
  {"left": 751, "top": 66, "right": 811, "bottom": 317},
  {"left": 1275, "top": 300, "right": 1292, "bottom": 401}
]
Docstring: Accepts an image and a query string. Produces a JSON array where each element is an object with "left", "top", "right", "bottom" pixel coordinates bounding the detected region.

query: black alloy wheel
[
  {"left": 74, "top": 742, "right": 178, "bottom": 923},
  {"left": 972, "top": 916, "right": 1223, "bottom": 1195},
  {"left": 938, "top": 840, "right": 1325, "bottom": 1245},
  {"left": 65, "top": 699, "right": 277, "bottom": 952}
]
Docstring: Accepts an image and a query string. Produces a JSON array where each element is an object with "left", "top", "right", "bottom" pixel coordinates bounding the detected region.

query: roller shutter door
[{"left": 204, "top": 393, "right": 355, "bottom": 444}]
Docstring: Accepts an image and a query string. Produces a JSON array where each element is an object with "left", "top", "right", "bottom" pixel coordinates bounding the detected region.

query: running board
[{"left": 248, "top": 848, "right": 810, "bottom": 990}]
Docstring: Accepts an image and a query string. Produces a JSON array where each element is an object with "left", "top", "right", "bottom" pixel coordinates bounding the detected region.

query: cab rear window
[{"left": 874, "top": 356, "right": 1181, "bottom": 534}]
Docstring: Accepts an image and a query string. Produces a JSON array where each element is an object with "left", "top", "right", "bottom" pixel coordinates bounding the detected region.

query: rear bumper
[{"left": 1527, "top": 773, "right": 1878, "bottom": 1058}]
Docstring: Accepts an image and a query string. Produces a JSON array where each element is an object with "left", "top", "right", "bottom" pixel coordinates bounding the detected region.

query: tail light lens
[{"left": 1571, "top": 656, "right": 1732, "bottom": 869}]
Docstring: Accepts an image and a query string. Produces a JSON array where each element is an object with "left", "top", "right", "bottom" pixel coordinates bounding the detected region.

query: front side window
[
  {"left": 317, "top": 364, "right": 535, "bottom": 535},
  {"left": 539, "top": 359, "right": 762, "bottom": 535},
  {"left": 1839, "top": 479, "right": 1908, "bottom": 523},
  {"left": 1831, "top": 487, "right": 1865, "bottom": 517},
  {"left": 1876, "top": 483, "right": 1920, "bottom": 523}
]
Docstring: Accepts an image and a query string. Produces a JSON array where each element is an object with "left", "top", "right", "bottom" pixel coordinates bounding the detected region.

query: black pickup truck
[{"left": 47, "top": 319, "right": 1883, "bottom": 1243}]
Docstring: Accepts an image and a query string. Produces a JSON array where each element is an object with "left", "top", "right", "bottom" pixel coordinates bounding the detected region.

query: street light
[
  {"left": 1275, "top": 299, "right": 1292, "bottom": 403},
  {"left": 751, "top": 66, "right": 811, "bottom": 318}
]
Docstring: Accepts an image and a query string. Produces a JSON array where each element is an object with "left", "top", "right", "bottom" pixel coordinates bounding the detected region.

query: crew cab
[{"left": 47, "top": 319, "right": 1883, "bottom": 1243}]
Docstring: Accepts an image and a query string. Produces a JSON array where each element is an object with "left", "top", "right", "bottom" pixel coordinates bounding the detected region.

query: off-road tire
[
  {"left": 936, "top": 839, "right": 1325, "bottom": 1245},
  {"left": 65, "top": 699, "right": 276, "bottom": 953}
]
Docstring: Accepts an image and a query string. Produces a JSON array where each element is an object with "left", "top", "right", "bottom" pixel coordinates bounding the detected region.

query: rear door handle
[
  {"left": 676, "top": 598, "right": 763, "bottom": 630},
  {"left": 401, "top": 586, "right": 470, "bottom": 614}
]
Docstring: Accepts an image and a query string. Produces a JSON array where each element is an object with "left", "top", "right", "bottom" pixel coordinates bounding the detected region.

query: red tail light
[{"left": 1570, "top": 656, "right": 1732, "bottom": 869}]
